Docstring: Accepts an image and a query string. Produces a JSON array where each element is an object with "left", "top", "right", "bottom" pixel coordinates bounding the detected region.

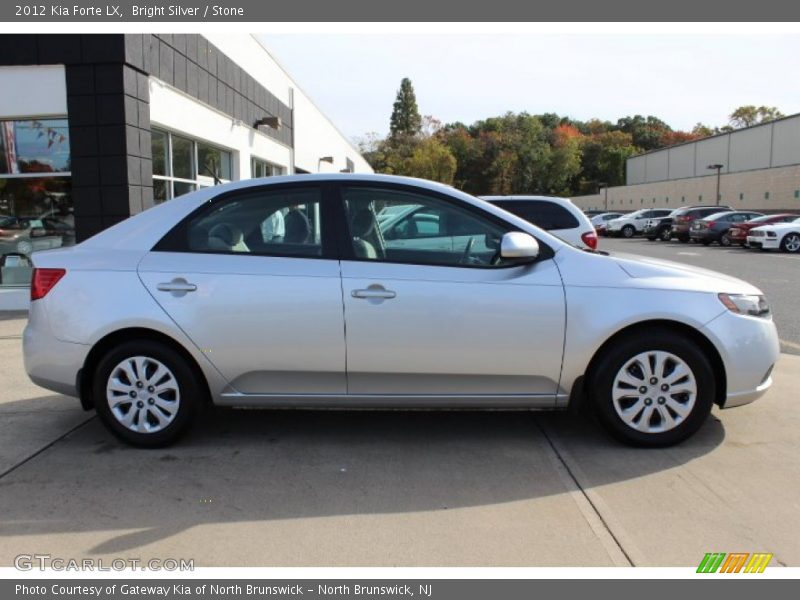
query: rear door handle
[
  {"left": 352, "top": 286, "right": 396, "bottom": 300},
  {"left": 157, "top": 278, "right": 197, "bottom": 294}
]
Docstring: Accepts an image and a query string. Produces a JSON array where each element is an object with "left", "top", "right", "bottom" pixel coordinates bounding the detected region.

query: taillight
[
  {"left": 706, "top": 221, "right": 715, "bottom": 227},
  {"left": 30, "top": 268, "right": 66, "bottom": 301},
  {"left": 581, "top": 231, "right": 598, "bottom": 250}
]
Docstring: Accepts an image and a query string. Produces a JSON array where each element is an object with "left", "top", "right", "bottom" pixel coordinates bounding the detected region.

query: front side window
[
  {"left": 342, "top": 187, "right": 510, "bottom": 268},
  {"left": 165, "top": 187, "right": 324, "bottom": 258},
  {"left": 0, "top": 118, "right": 73, "bottom": 288},
  {"left": 152, "top": 129, "right": 233, "bottom": 203}
]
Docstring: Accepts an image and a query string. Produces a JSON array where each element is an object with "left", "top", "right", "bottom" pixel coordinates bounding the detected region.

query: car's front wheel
[
  {"left": 660, "top": 227, "right": 672, "bottom": 242},
  {"left": 93, "top": 340, "right": 201, "bottom": 447},
  {"left": 622, "top": 225, "right": 635, "bottom": 238},
  {"left": 589, "top": 330, "right": 715, "bottom": 447},
  {"left": 780, "top": 232, "right": 800, "bottom": 253}
]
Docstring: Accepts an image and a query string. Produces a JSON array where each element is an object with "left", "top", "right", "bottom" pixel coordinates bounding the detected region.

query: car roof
[{"left": 480, "top": 195, "right": 574, "bottom": 205}]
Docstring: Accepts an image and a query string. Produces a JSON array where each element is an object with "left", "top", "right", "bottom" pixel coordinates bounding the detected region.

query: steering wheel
[{"left": 459, "top": 236, "right": 475, "bottom": 264}]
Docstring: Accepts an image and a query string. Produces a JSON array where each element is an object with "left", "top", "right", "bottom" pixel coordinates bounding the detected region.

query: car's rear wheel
[
  {"left": 622, "top": 225, "right": 635, "bottom": 238},
  {"left": 780, "top": 232, "right": 800, "bottom": 253},
  {"left": 93, "top": 340, "right": 200, "bottom": 447},
  {"left": 589, "top": 330, "right": 715, "bottom": 447},
  {"left": 720, "top": 233, "right": 732, "bottom": 247}
]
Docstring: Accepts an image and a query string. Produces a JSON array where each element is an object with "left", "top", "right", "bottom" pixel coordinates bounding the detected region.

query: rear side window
[
  {"left": 492, "top": 200, "right": 579, "bottom": 231},
  {"left": 155, "top": 186, "right": 327, "bottom": 258}
]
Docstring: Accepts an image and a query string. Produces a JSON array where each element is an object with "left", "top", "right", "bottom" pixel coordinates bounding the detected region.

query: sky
[{"left": 259, "top": 33, "right": 800, "bottom": 143}]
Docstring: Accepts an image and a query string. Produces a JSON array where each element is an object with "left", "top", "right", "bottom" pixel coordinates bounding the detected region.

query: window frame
[
  {"left": 331, "top": 182, "right": 554, "bottom": 269},
  {"left": 152, "top": 181, "right": 339, "bottom": 261},
  {"left": 250, "top": 156, "right": 286, "bottom": 179},
  {"left": 152, "top": 128, "right": 233, "bottom": 203}
]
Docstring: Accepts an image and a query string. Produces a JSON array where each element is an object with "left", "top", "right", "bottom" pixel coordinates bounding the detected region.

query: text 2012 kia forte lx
[{"left": 23, "top": 174, "right": 780, "bottom": 447}]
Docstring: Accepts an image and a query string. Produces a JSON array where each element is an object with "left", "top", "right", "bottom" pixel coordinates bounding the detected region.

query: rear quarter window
[{"left": 493, "top": 200, "right": 579, "bottom": 231}]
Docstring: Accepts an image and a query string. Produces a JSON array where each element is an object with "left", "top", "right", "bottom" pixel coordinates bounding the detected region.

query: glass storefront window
[
  {"left": 152, "top": 129, "right": 232, "bottom": 203},
  {"left": 251, "top": 157, "right": 285, "bottom": 178},
  {"left": 0, "top": 118, "right": 72, "bottom": 288}
]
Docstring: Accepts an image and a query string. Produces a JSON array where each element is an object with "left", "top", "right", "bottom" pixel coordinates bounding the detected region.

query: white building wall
[
  {"left": 149, "top": 78, "right": 292, "bottom": 180},
  {"left": 0, "top": 66, "right": 66, "bottom": 118},
  {"left": 204, "top": 34, "right": 372, "bottom": 175}
]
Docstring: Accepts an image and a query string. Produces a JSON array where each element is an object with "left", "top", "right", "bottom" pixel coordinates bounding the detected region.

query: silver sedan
[{"left": 23, "top": 174, "right": 780, "bottom": 447}]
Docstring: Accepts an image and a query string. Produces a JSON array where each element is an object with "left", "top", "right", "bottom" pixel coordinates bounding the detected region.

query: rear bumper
[
  {"left": 23, "top": 301, "right": 88, "bottom": 398},
  {"left": 701, "top": 310, "right": 780, "bottom": 409},
  {"left": 689, "top": 230, "right": 717, "bottom": 242}
]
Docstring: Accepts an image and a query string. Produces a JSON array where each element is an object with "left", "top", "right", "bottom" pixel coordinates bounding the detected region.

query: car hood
[{"left": 609, "top": 252, "right": 762, "bottom": 295}]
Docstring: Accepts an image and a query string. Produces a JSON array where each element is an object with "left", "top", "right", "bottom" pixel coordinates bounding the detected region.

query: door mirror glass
[{"left": 500, "top": 232, "right": 539, "bottom": 260}]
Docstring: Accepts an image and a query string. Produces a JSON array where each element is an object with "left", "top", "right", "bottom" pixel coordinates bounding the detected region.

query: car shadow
[{"left": 0, "top": 398, "right": 725, "bottom": 557}]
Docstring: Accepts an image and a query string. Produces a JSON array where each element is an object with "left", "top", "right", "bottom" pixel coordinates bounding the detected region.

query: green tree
[
  {"left": 389, "top": 78, "right": 422, "bottom": 139},
  {"left": 729, "top": 105, "right": 784, "bottom": 129},
  {"left": 403, "top": 137, "right": 457, "bottom": 184}
]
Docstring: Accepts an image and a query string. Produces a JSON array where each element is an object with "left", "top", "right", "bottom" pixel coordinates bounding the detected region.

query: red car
[{"left": 729, "top": 214, "right": 800, "bottom": 247}]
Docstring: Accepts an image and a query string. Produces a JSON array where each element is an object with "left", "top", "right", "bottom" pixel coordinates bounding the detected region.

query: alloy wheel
[
  {"left": 783, "top": 234, "right": 800, "bottom": 253},
  {"left": 612, "top": 351, "right": 697, "bottom": 434},
  {"left": 106, "top": 356, "right": 181, "bottom": 434}
]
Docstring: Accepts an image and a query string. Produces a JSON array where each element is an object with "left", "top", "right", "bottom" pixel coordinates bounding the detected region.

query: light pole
[
  {"left": 707, "top": 164, "right": 723, "bottom": 206},
  {"left": 598, "top": 182, "right": 608, "bottom": 211}
]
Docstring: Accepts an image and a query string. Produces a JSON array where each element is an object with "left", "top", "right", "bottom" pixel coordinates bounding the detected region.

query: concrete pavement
[{"left": 1, "top": 314, "right": 798, "bottom": 567}]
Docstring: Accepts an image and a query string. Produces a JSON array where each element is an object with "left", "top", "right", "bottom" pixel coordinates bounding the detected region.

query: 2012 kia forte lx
[{"left": 23, "top": 174, "right": 780, "bottom": 447}]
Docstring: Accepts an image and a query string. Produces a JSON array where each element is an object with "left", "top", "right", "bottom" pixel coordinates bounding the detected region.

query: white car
[
  {"left": 607, "top": 209, "right": 673, "bottom": 238},
  {"left": 480, "top": 195, "right": 598, "bottom": 249},
  {"left": 747, "top": 217, "right": 800, "bottom": 253}
]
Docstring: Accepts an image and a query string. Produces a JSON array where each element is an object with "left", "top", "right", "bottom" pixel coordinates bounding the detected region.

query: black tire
[
  {"left": 588, "top": 329, "right": 715, "bottom": 447},
  {"left": 660, "top": 227, "right": 672, "bottom": 242},
  {"left": 622, "top": 225, "right": 635, "bottom": 238},
  {"left": 93, "top": 340, "right": 202, "bottom": 448},
  {"left": 780, "top": 232, "right": 800, "bottom": 253},
  {"left": 720, "top": 232, "right": 732, "bottom": 247}
]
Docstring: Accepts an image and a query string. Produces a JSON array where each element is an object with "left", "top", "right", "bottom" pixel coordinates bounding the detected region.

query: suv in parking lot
[
  {"left": 481, "top": 195, "right": 598, "bottom": 249},
  {"left": 670, "top": 205, "right": 732, "bottom": 243},
  {"left": 607, "top": 209, "right": 672, "bottom": 238}
]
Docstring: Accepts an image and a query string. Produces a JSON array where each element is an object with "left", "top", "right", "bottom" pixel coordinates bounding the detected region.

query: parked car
[
  {"left": 729, "top": 214, "right": 800, "bottom": 247},
  {"left": 481, "top": 195, "right": 598, "bottom": 249},
  {"left": 24, "top": 174, "right": 779, "bottom": 448},
  {"left": 689, "top": 211, "right": 764, "bottom": 246},
  {"left": 590, "top": 212, "right": 623, "bottom": 237},
  {"left": 643, "top": 209, "right": 681, "bottom": 242},
  {"left": 747, "top": 216, "right": 800, "bottom": 253},
  {"left": 607, "top": 209, "right": 673, "bottom": 238},
  {"left": 0, "top": 216, "right": 73, "bottom": 256},
  {"left": 669, "top": 205, "right": 733, "bottom": 243},
  {"left": 583, "top": 209, "right": 609, "bottom": 218}
]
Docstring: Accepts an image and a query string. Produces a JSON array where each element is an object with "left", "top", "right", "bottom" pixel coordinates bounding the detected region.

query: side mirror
[
  {"left": 500, "top": 231, "right": 540, "bottom": 261},
  {"left": 29, "top": 227, "right": 47, "bottom": 238}
]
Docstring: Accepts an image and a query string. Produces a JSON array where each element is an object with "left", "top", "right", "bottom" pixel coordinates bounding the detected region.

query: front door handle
[
  {"left": 352, "top": 285, "right": 396, "bottom": 300},
  {"left": 157, "top": 278, "right": 197, "bottom": 295}
]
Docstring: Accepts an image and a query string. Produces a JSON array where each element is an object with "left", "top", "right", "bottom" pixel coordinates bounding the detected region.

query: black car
[
  {"left": 689, "top": 210, "right": 764, "bottom": 246},
  {"left": 643, "top": 210, "right": 679, "bottom": 241}
]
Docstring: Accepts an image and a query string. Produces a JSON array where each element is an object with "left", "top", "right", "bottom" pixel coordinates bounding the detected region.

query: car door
[
  {"left": 138, "top": 184, "right": 347, "bottom": 396},
  {"left": 337, "top": 184, "right": 566, "bottom": 404}
]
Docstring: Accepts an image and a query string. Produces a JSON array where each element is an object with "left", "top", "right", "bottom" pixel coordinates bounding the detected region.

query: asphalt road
[
  {"left": 601, "top": 237, "right": 800, "bottom": 355},
  {"left": 1, "top": 311, "right": 799, "bottom": 567}
]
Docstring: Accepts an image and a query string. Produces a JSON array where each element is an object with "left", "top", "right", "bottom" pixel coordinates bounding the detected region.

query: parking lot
[{"left": 1, "top": 242, "right": 799, "bottom": 568}]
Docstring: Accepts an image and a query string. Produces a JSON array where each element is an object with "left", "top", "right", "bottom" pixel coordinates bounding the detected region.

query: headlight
[{"left": 718, "top": 293, "right": 770, "bottom": 317}]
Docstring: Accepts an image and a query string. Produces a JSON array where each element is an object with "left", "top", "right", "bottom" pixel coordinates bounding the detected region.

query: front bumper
[
  {"left": 746, "top": 235, "right": 779, "bottom": 250},
  {"left": 701, "top": 309, "right": 780, "bottom": 408}
]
